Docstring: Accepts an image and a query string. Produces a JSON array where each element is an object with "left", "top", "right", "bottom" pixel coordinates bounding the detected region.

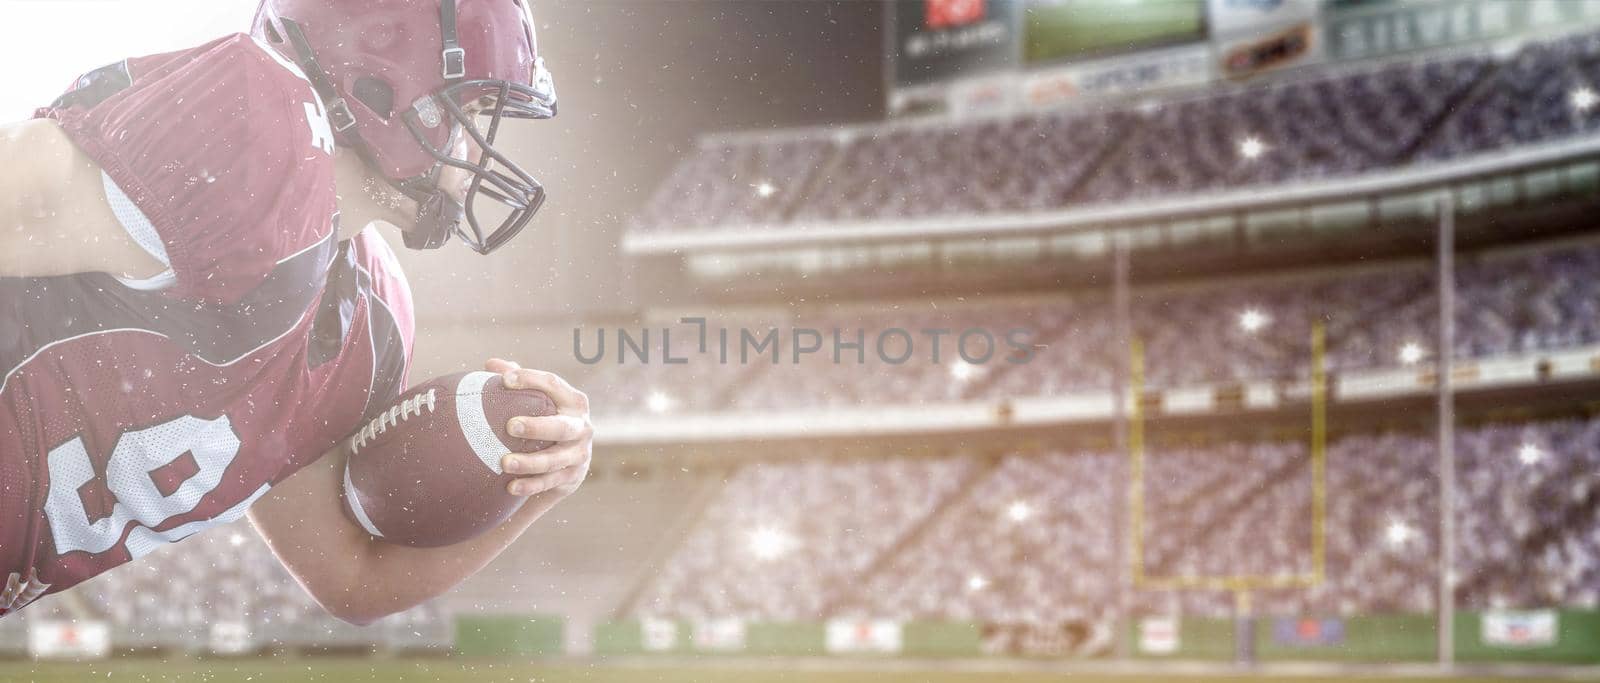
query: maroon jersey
[{"left": 0, "top": 35, "right": 414, "bottom": 615}]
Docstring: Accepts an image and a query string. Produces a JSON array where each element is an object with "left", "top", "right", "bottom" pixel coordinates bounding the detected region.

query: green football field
[{"left": 2, "top": 659, "right": 1596, "bottom": 683}]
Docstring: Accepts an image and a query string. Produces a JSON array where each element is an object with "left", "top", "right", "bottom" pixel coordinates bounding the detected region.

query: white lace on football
[{"left": 350, "top": 388, "right": 438, "bottom": 454}]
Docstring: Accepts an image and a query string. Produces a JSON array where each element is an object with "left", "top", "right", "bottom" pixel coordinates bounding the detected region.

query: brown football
[{"left": 341, "top": 370, "right": 557, "bottom": 547}]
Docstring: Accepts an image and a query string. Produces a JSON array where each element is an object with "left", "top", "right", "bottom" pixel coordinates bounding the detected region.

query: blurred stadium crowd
[
  {"left": 633, "top": 417, "right": 1600, "bottom": 625},
  {"left": 14, "top": 20, "right": 1600, "bottom": 660},
  {"left": 596, "top": 22, "right": 1600, "bottom": 649},
  {"left": 582, "top": 238, "right": 1600, "bottom": 414},
  {"left": 631, "top": 31, "right": 1600, "bottom": 230}
]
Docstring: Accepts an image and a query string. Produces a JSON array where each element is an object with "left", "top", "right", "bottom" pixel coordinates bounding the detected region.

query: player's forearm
[
  {"left": 330, "top": 486, "right": 574, "bottom": 624},
  {"left": 253, "top": 445, "right": 570, "bottom": 625}
]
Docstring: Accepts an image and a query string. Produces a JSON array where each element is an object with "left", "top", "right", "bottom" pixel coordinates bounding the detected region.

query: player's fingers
[
  {"left": 502, "top": 368, "right": 590, "bottom": 415},
  {"left": 506, "top": 462, "right": 589, "bottom": 496},
  {"left": 501, "top": 444, "right": 587, "bottom": 476},
  {"left": 508, "top": 414, "right": 591, "bottom": 443},
  {"left": 484, "top": 358, "right": 521, "bottom": 374}
]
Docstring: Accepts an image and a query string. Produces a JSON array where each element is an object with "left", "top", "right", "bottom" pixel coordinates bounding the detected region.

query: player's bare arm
[
  {"left": 246, "top": 359, "right": 593, "bottom": 625},
  {"left": 0, "top": 119, "right": 166, "bottom": 280}
]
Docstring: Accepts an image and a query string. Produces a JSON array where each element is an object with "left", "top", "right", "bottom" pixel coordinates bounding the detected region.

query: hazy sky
[{"left": 0, "top": 0, "right": 258, "bottom": 120}]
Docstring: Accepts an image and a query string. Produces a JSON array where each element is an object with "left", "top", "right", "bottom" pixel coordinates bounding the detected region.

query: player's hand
[{"left": 484, "top": 358, "right": 593, "bottom": 498}]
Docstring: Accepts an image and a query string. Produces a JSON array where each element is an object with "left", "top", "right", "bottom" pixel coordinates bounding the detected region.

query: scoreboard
[
  {"left": 1024, "top": 0, "right": 1207, "bottom": 65},
  {"left": 890, "top": 0, "right": 1022, "bottom": 89}
]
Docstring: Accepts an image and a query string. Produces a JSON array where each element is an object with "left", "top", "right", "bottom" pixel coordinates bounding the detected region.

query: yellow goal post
[{"left": 1127, "top": 321, "right": 1327, "bottom": 593}]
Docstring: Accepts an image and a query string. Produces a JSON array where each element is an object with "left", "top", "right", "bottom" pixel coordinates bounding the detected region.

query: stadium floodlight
[
  {"left": 754, "top": 181, "right": 778, "bottom": 198},
  {"left": 1385, "top": 519, "right": 1414, "bottom": 548},
  {"left": 1239, "top": 136, "right": 1267, "bottom": 160},
  {"left": 228, "top": 533, "right": 246, "bottom": 548},
  {"left": 1572, "top": 87, "right": 1598, "bottom": 113},
  {"left": 1005, "top": 500, "right": 1033, "bottom": 523},
  {"left": 646, "top": 390, "right": 675, "bottom": 414},
  {"left": 966, "top": 574, "right": 989, "bottom": 592},
  {"left": 1399, "top": 342, "right": 1425, "bottom": 365},
  {"left": 1518, "top": 443, "right": 1545, "bottom": 465},
  {"left": 1238, "top": 308, "right": 1269, "bottom": 333},
  {"left": 749, "top": 527, "right": 793, "bottom": 561},
  {"left": 949, "top": 359, "right": 977, "bottom": 382}
]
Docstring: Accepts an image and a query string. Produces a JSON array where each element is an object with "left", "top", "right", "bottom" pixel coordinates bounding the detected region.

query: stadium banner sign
[
  {"left": 1271, "top": 617, "right": 1346, "bottom": 647},
  {"left": 640, "top": 616, "right": 679, "bottom": 652},
  {"left": 208, "top": 621, "right": 252, "bottom": 655},
  {"left": 1208, "top": 0, "right": 1324, "bottom": 79},
  {"left": 693, "top": 617, "right": 747, "bottom": 652},
  {"left": 1209, "top": 0, "right": 1320, "bottom": 37},
  {"left": 1325, "top": 0, "right": 1600, "bottom": 62},
  {"left": 1139, "top": 616, "right": 1180, "bottom": 654},
  {"left": 985, "top": 620, "right": 1112, "bottom": 657},
  {"left": 949, "top": 72, "right": 1023, "bottom": 117},
  {"left": 1482, "top": 609, "right": 1558, "bottom": 648},
  {"left": 825, "top": 619, "right": 904, "bottom": 654},
  {"left": 1023, "top": 44, "right": 1214, "bottom": 107},
  {"left": 27, "top": 620, "right": 110, "bottom": 659},
  {"left": 891, "top": 0, "right": 1021, "bottom": 88}
]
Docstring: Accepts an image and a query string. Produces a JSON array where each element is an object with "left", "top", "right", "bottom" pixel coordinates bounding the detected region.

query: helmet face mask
[
  {"left": 397, "top": 71, "right": 556, "bottom": 254},
  {"left": 253, "top": 0, "right": 557, "bottom": 255}
]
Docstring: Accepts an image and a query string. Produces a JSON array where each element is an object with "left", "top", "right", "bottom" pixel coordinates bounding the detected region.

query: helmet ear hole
[
  {"left": 261, "top": 20, "right": 284, "bottom": 44},
  {"left": 353, "top": 77, "right": 396, "bottom": 120}
]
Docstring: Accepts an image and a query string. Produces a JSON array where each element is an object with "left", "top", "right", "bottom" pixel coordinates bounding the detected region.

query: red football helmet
[{"left": 251, "top": 0, "right": 557, "bottom": 254}]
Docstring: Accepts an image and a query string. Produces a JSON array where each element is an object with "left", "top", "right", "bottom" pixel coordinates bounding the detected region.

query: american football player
[{"left": 0, "top": 0, "right": 593, "bottom": 624}]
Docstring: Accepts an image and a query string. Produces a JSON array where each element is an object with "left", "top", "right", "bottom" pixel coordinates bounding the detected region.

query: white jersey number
[
  {"left": 43, "top": 415, "right": 269, "bottom": 560},
  {"left": 305, "top": 100, "right": 335, "bottom": 156},
  {"left": 248, "top": 36, "right": 334, "bottom": 156}
]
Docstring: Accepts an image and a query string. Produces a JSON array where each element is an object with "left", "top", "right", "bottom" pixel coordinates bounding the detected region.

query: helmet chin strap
[
  {"left": 403, "top": 190, "right": 465, "bottom": 250},
  {"left": 348, "top": 131, "right": 465, "bottom": 251},
  {"left": 391, "top": 122, "right": 470, "bottom": 251},
  {"left": 402, "top": 0, "right": 467, "bottom": 250}
]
